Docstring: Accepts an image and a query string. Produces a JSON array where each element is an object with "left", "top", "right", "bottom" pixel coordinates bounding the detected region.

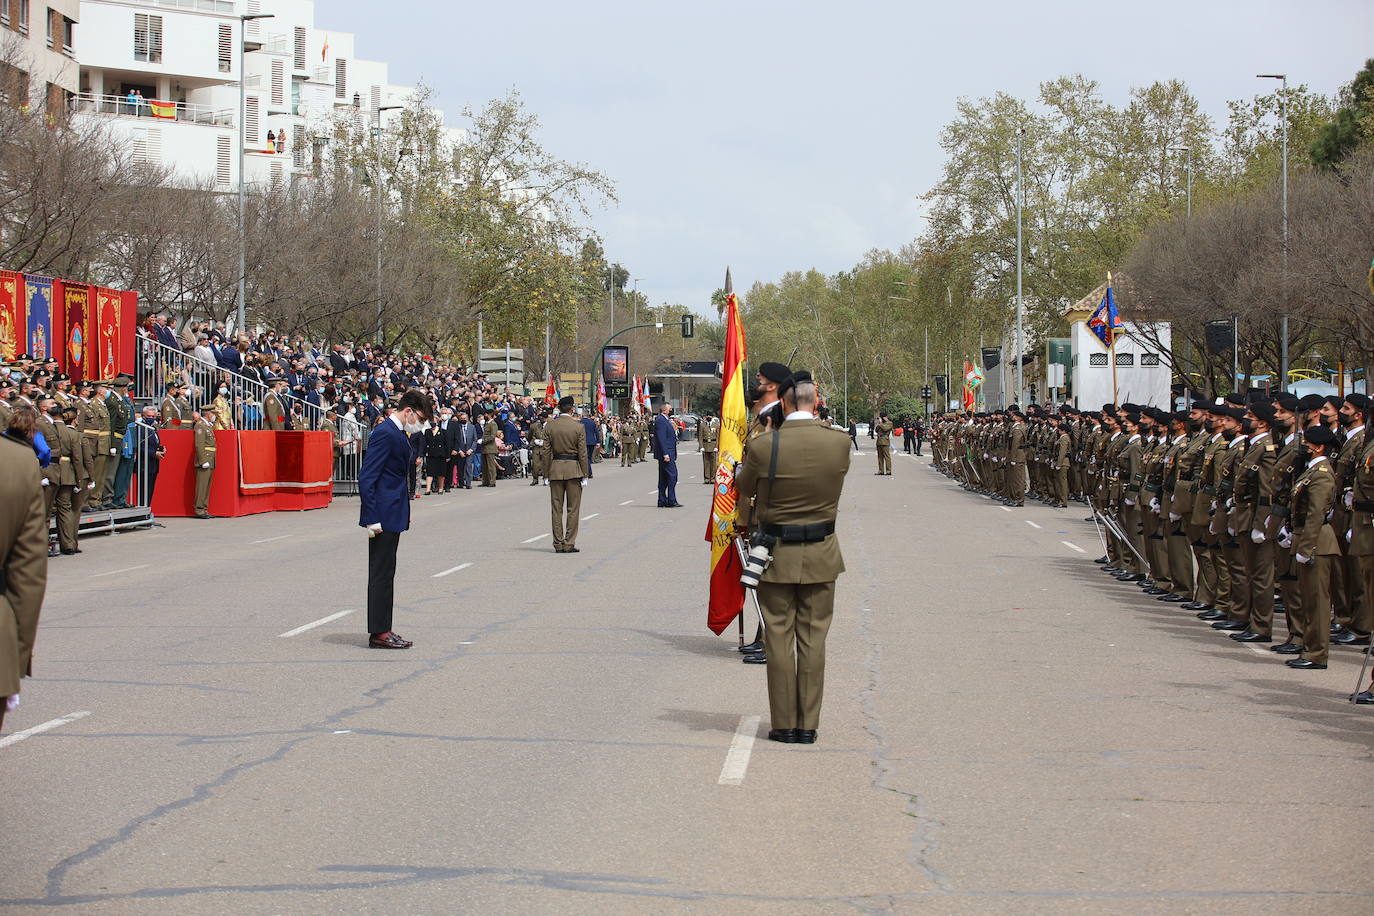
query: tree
[{"left": 1311, "top": 59, "right": 1374, "bottom": 168}]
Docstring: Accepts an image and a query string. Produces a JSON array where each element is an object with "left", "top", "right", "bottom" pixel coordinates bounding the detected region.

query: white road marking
[
  {"left": 1245, "top": 644, "right": 1270, "bottom": 656},
  {"left": 432, "top": 562, "right": 472, "bottom": 578},
  {"left": 1061, "top": 541, "right": 1086, "bottom": 553},
  {"left": 581, "top": 513, "right": 600, "bottom": 521},
  {"left": 522, "top": 533, "right": 551, "bottom": 543},
  {"left": 278, "top": 609, "right": 355, "bottom": 638},
  {"left": 718, "top": 715, "right": 761, "bottom": 786},
  {"left": 251, "top": 534, "right": 291, "bottom": 544},
  {"left": 89, "top": 564, "right": 149, "bottom": 579},
  {"left": 1000, "top": 506, "right": 1013, "bottom": 513},
  {"left": 618, "top": 500, "right": 633, "bottom": 506},
  {"left": 647, "top": 490, "right": 659, "bottom": 495},
  {"left": 1025, "top": 520, "right": 1042, "bottom": 529},
  {"left": 0, "top": 710, "right": 91, "bottom": 750}
]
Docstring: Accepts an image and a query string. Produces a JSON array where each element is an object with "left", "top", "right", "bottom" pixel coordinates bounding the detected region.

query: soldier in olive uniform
[
  {"left": 1005, "top": 408, "right": 1027, "bottom": 506},
  {"left": 102, "top": 377, "right": 134, "bottom": 508},
  {"left": 263, "top": 380, "right": 290, "bottom": 431},
  {"left": 1336, "top": 394, "right": 1374, "bottom": 646},
  {"left": 699, "top": 413, "right": 719, "bottom": 483},
  {"left": 192, "top": 405, "right": 218, "bottom": 519},
  {"left": 528, "top": 413, "right": 551, "bottom": 486},
  {"left": 480, "top": 412, "right": 499, "bottom": 487},
  {"left": 0, "top": 427, "right": 49, "bottom": 734},
  {"left": 160, "top": 381, "right": 189, "bottom": 429},
  {"left": 545, "top": 397, "right": 589, "bottom": 552},
  {"left": 874, "top": 413, "right": 894, "bottom": 476},
  {"left": 53, "top": 404, "right": 93, "bottom": 555},
  {"left": 735, "top": 371, "right": 850, "bottom": 745},
  {"left": 1288, "top": 426, "right": 1339, "bottom": 668}
]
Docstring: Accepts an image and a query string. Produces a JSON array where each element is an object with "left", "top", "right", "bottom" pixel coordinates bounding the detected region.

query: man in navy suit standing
[
  {"left": 653, "top": 402, "right": 681, "bottom": 508},
  {"left": 358, "top": 389, "right": 433, "bottom": 649}
]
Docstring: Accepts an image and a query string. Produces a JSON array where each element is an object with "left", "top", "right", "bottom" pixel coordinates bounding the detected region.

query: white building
[
  {"left": 1066, "top": 281, "right": 1172, "bottom": 410},
  {"left": 71, "top": 0, "right": 454, "bottom": 190},
  {"left": 2, "top": 0, "right": 80, "bottom": 112}
]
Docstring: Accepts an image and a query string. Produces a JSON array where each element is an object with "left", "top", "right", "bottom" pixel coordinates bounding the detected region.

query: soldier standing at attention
[
  {"left": 545, "top": 397, "right": 589, "bottom": 553},
  {"left": 1288, "top": 426, "right": 1339, "bottom": 670},
  {"left": 528, "top": 412, "right": 550, "bottom": 486},
  {"left": 192, "top": 405, "right": 218, "bottom": 519},
  {"left": 874, "top": 412, "right": 894, "bottom": 476},
  {"left": 0, "top": 425, "right": 48, "bottom": 735},
  {"left": 736, "top": 371, "right": 850, "bottom": 745},
  {"left": 480, "top": 411, "right": 499, "bottom": 487},
  {"left": 1005, "top": 407, "right": 1027, "bottom": 506},
  {"left": 53, "top": 405, "right": 93, "bottom": 555},
  {"left": 263, "top": 380, "right": 290, "bottom": 431},
  {"left": 699, "top": 412, "right": 719, "bottom": 483}
]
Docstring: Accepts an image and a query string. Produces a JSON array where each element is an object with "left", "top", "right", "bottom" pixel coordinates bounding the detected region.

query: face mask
[
  {"left": 1339, "top": 412, "right": 1354, "bottom": 427},
  {"left": 219, "top": 386, "right": 228, "bottom": 394}
]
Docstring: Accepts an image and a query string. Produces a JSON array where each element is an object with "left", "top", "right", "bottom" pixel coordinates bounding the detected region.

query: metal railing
[
  {"left": 74, "top": 92, "right": 235, "bottom": 127},
  {"left": 137, "top": 334, "right": 369, "bottom": 494}
]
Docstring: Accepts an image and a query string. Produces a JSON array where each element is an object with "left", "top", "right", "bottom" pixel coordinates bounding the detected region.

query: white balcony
[{"left": 74, "top": 91, "right": 235, "bottom": 127}]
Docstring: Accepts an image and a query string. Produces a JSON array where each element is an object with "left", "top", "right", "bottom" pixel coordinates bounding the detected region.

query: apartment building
[
  {"left": 71, "top": 0, "right": 442, "bottom": 190},
  {"left": 1, "top": 0, "right": 80, "bottom": 112}
]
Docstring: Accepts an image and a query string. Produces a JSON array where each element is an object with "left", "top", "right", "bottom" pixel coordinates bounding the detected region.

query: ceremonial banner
[
  {"left": 595, "top": 376, "right": 607, "bottom": 414},
  {"left": 23, "top": 275, "right": 54, "bottom": 361},
  {"left": 94, "top": 287, "right": 122, "bottom": 381},
  {"left": 62, "top": 282, "right": 91, "bottom": 382},
  {"left": 0, "top": 270, "right": 19, "bottom": 361},
  {"left": 1088, "top": 280, "right": 1122, "bottom": 349},
  {"left": 705, "top": 292, "right": 748, "bottom": 634},
  {"left": 543, "top": 374, "right": 558, "bottom": 407}
]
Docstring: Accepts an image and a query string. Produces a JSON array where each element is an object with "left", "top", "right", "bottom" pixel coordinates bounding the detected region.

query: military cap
[
  {"left": 1273, "top": 393, "right": 1299, "bottom": 411},
  {"left": 1249, "top": 401, "right": 1276, "bottom": 424},
  {"left": 1223, "top": 392, "right": 1246, "bottom": 406},
  {"left": 1189, "top": 399, "right": 1212, "bottom": 411},
  {"left": 200, "top": 401, "right": 217, "bottom": 412},
  {"left": 1171, "top": 410, "right": 1190, "bottom": 422},
  {"left": 778, "top": 369, "right": 812, "bottom": 397},
  {"left": 757, "top": 362, "right": 791, "bottom": 384},
  {"left": 1223, "top": 406, "right": 1248, "bottom": 420},
  {"left": 1344, "top": 393, "right": 1372, "bottom": 413},
  {"left": 1297, "top": 393, "right": 1326, "bottom": 412},
  {"left": 558, "top": 395, "right": 575, "bottom": 411},
  {"left": 1324, "top": 395, "right": 1343, "bottom": 409},
  {"left": 110, "top": 377, "right": 131, "bottom": 389},
  {"left": 1305, "top": 426, "right": 1338, "bottom": 447}
]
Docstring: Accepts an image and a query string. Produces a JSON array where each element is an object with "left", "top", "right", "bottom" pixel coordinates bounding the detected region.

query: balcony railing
[{"left": 74, "top": 92, "right": 235, "bottom": 127}]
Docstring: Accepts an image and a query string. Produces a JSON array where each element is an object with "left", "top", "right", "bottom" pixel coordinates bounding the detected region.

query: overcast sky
[{"left": 323, "top": 0, "right": 1372, "bottom": 316}]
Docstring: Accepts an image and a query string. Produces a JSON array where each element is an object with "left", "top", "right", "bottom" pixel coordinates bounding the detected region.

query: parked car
[{"left": 853, "top": 422, "right": 870, "bottom": 438}]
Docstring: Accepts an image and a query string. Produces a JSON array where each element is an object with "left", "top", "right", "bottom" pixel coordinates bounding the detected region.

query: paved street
[{"left": 2, "top": 451, "right": 1372, "bottom": 914}]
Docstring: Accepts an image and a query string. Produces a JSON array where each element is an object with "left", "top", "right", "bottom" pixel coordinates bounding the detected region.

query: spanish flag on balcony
[{"left": 148, "top": 100, "right": 176, "bottom": 120}]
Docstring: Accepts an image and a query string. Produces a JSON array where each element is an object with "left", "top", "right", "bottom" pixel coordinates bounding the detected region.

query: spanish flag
[
  {"left": 705, "top": 291, "right": 748, "bottom": 633},
  {"left": 148, "top": 100, "right": 177, "bottom": 120}
]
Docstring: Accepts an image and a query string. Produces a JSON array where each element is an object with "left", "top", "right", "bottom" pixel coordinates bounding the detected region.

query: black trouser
[{"left": 367, "top": 531, "right": 400, "bottom": 634}]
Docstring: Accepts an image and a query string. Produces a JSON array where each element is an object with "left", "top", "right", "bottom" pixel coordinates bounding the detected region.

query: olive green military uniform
[
  {"left": 103, "top": 383, "right": 133, "bottom": 505},
  {"left": 1331, "top": 426, "right": 1366, "bottom": 632},
  {"left": 262, "top": 390, "right": 288, "bottom": 431},
  {"left": 52, "top": 418, "right": 93, "bottom": 553},
  {"left": 79, "top": 395, "right": 111, "bottom": 508},
  {"left": 735, "top": 417, "right": 851, "bottom": 733},
  {"left": 0, "top": 432, "right": 49, "bottom": 730},
  {"left": 699, "top": 416, "right": 719, "bottom": 483},
  {"left": 480, "top": 419, "right": 499, "bottom": 486},
  {"left": 1293, "top": 457, "right": 1337, "bottom": 665},
  {"left": 1006, "top": 419, "right": 1027, "bottom": 505},
  {"left": 874, "top": 418, "right": 894, "bottom": 475},
  {"left": 193, "top": 416, "right": 217, "bottom": 518},
  {"left": 159, "top": 393, "right": 187, "bottom": 429},
  {"left": 528, "top": 418, "right": 550, "bottom": 483},
  {"left": 544, "top": 414, "right": 589, "bottom": 551}
]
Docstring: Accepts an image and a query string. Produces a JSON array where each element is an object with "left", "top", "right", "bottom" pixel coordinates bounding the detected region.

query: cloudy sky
[{"left": 324, "top": 0, "right": 1372, "bottom": 315}]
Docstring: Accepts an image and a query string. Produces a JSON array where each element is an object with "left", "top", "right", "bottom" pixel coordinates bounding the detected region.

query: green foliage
[{"left": 1311, "top": 59, "right": 1374, "bottom": 168}]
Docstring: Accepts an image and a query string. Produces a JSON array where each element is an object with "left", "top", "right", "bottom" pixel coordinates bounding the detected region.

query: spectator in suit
[
  {"left": 152, "top": 315, "right": 181, "bottom": 352},
  {"left": 653, "top": 402, "right": 680, "bottom": 508},
  {"left": 357, "top": 389, "right": 433, "bottom": 649},
  {"left": 454, "top": 409, "right": 479, "bottom": 489}
]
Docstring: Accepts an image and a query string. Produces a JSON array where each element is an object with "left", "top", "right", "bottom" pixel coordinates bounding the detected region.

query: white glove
[
  {"left": 1169, "top": 512, "right": 1182, "bottom": 522},
  {"left": 86, "top": 481, "right": 95, "bottom": 490},
  {"left": 40, "top": 478, "right": 49, "bottom": 487},
  {"left": 109, "top": 447, "right": 117, "bottom": 455},
  {"left": 1345, "top": 491, "right": 1354, "bottom": 509},
  {"left": 201, "top": 462, "right": 211, "bottom": 469},
  {"left": 1225, "top": 498, "right": 1235, "bottom": 510},
  {"left": 1250, "top": 528, "right": 1265, "bottom": 544},
  {"left": 1277, "top": 532, "right": 1293, "bottom": 549},
  {"left": 580, "top": 478, "right": 588, "bottom": 487},
  {"left": 1347, "top": 530, "right": 1354, "bottom": 543},
  {"left": 535, "top": 439, "right": 543, "bottom": 446},
  {"left": 1295, "top": 552, "right": 1312, "bottom": 565},
  {"left": 366, "top": 522, "right": 382, "bottom": 537},
  {"left": 1149, "top": 498, "right": 1161, "bottom": 512},
  {"left": 1227, "top": 527, "right": 1235, "bottom": 537},
  {"left": 1124, "top": 498, "right": 1136, "bottom": 507}
]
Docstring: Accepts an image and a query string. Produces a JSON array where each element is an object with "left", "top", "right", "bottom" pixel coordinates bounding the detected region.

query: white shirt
[
  {"left": 1249, "top": 431, "right": 1269, "bottom": 446},
  {"left": 1347, "top": 424, "right": 1365, "bottom": 440},
  {"left": 1307, "top": 455, "right": 1328, "bottom": 469},
  {"left": 388, "top": 413, "right": 405, "bottom": 432},
  {"left": 785, "top": 410, "right": 814, "bottom": 421},
  {"left": 1228, "top": 434, "right": 1245, "bottom": 449}
]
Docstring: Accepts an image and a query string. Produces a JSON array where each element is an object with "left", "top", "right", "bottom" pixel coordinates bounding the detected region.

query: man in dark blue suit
[
  {"left": 653, "top": 402, "right": 681, "bottom": 508},
  {"left": 358, "top": 390, "right": 433, "bottom": 649}
]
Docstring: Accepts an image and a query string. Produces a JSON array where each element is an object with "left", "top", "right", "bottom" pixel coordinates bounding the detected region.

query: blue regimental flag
[{"left": 1087, "top": 282, "right": 1122, "bottom": 349}]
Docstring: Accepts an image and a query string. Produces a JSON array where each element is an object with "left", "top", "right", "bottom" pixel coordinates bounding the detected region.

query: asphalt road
[{"left": 2, "top": 447, "right": 1371, "bottom": 914}]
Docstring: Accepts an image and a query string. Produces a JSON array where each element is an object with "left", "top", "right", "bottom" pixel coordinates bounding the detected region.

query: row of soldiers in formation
[
  {"left": 604, "top": 414, "right": 720, "bottom": 480},
  {"left": 928, "top": 393, "right": 1374, "bottom": 699}
]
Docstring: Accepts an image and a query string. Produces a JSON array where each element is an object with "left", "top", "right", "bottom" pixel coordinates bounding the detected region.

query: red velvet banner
[
  {"left": 0, "top": 270, "right": 19, "bottom": 362},
  {"left": 61, "top": 282, "right": 90, "bottom": 382},
  {"left": 93, "top": 287, "right": 121, "bottom": 381},
  {"left": 118, "top": 289, "right": 137, "bottom": 377},
  {"left": 151, "top": 430, "right": 331, "bottom": 517}
]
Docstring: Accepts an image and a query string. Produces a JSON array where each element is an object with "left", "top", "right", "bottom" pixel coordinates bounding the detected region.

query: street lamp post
[
  {"left": 371, "top": 103, "right": 404, "bottom": 345},
  {"left": 1015, "top": 127, "right": 1025, "bottom": 406},
  {"left": 1169, "top": 145, "right": 1192, "bottom": 218},
  {"left": 236, "top": 12, "right": 274, "bottom": 336},
  {"left": 1259, "top": 73, "right": 1289, "bottom": 391}
]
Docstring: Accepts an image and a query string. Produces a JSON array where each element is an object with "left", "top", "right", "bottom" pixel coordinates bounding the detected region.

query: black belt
[
  {"left": 762, "top": 521, "right": 835, "bottom": 543},
  {"left": 553, "top": 453, "right": 580, "bottom": 461},
  {"left": 1355, "top": 500, "right": 1374, "bottom": 514},
  {"left": 1180, "top": 472, "right": 1196, "bottom": 481}
]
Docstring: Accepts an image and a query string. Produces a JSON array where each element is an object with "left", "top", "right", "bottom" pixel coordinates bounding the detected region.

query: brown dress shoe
[{"left": 369, "top": 631, "right": 413, "bottom": 649}]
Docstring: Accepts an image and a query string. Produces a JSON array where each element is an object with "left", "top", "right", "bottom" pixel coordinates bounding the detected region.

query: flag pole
[{"left": 1108, "top": 272, "right": 1118, "bottom": 407}]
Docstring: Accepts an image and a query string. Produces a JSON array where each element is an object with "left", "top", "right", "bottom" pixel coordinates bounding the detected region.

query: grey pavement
[{"left": 1, "top": 449, "right": 1371, "bottom": 914}]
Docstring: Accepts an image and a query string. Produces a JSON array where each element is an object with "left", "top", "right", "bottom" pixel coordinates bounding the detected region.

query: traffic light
[
  {"left": 921, "top": 385, "right": 932, "bottom": 400},
  {"left": 680, "top": 314, "right": 695, "bottom": 338}
]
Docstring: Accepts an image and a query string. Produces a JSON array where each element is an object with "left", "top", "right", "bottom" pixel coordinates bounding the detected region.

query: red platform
[{"left": 151, "top": 430, "right": 333, "bottom": 518}]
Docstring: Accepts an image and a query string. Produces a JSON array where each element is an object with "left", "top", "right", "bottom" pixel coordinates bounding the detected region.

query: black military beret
[
  {"left": 1224, "top": 392, "right": 1246, "bottom": 406},
  {"left": 1273, "top": 393, "right": 1299, "bottom": 411},
  {"left": 1324, "top": 395, "right": 1343, "bottom": 410},
  {"left": 757, "top": 362, "right": 790, "bottom": 384},
  {"left": 1305, "top": 426, "right": 1338, "bottom": 447},
  {"left": 1345, "top": 393, "right": 1372, "bottom": 413},
  {"left": 1223, "top": 406, "right": 1248, "bottom": 420},
  {"left": 1249, "top": 401, "right": 1276, "bottom": 424},
  {"left": 558, "top": 395, "right": 575, "bottom": 411},
  {"left": 1298, "top": 394, "right": 1326, "bottom": 412},
  {"left": 1172, "top": 410, "right": 1190, "bottom": 422},
  {"left": 1189, "top": 399, "right": 1212, "bottom": 411}
]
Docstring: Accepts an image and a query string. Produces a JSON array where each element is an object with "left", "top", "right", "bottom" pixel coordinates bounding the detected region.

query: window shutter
[
  {"left": 245, "top": 0, "right": 261, "bottom": 40},
  {"left": 245, "top": 95, "right": 260, "bottom": 145},
  {"left": 270, "top": 160, "right": 283, "bottom": 186},
  {"left": 217, "top": 23, "right": 232, "bottom": 73},
  {"left": 334, "top": 58, "right": 346, "bottom": 99},
  {"left": 271, "top": 59, "right": 284, "bottom": 106},
  {"left": 148, "top": 15, "right": 162, "bottom": 63},
  {"left": 216, "top": 135, "right": 231, "bottom": 186},
  {"left": 293, "top": 27, "right": 306, "bottom": 70},
  {"left": 370, "top": 85, "right": 380, "bottom": 111}
]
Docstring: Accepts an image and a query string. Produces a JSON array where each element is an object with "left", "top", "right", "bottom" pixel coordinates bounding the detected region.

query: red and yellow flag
[
  {"left": 148, "top": 99, "right": 177, "bottom": 120},
  {"left": 705, "top": 292, "right": 748, "bottom": 633}
]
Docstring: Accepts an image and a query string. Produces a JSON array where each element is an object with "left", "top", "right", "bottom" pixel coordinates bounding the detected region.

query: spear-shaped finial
[{"left": 724, "top": 267, "right": 733, "bottom": 296}]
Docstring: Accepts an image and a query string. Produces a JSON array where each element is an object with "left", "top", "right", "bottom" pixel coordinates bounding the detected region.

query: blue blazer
[
  {"left": 653, "top": 414, "right": 677, "bottom": 461},
  {"left": 359, "top": 419, "right": 412, "bottom": 533}
]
